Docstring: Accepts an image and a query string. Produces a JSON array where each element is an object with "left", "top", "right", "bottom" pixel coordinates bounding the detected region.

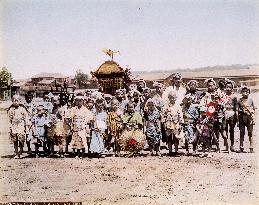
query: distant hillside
[{"left": 132, "top": 64, "right": 257, "bottom": 75}]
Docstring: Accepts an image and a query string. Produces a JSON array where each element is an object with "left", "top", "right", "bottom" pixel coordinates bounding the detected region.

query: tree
[
  {"left": 0, "top": 67, "right": 12, "bottom": 99},
  {"left": 75, "top": 69, "right": 89, "bottom": 89}
]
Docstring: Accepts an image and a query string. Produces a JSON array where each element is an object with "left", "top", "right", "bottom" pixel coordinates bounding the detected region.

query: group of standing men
[{"left": 7, "top": 73, "right": 256, "bottom": 159}]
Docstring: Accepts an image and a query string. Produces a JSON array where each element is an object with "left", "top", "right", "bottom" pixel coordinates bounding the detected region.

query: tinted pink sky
[{"left": 1, "top": 0, "right": 259, "bottom": 79}]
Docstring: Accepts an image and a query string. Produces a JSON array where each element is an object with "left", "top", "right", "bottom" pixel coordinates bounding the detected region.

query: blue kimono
[
  {"left": 144, "top": 110, "right": 161, "bottom": 146},
  {"left": 182, "top": 105, "right": 199, "bottom": 143},
  {"left": 89, "top": 111, "right": 107, "bottom": 154},
  {"left": 32, "top": 115, "right": 51, "bottom": 143}
]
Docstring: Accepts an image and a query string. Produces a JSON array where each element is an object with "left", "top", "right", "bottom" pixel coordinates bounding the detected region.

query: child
[
  {"left": 89, "top": 97, "right": 107, "bottom": 157},
  {"left": 24, "top": 92, "right": 35, "bottom": 154},
  {"left": 144, "top": 99, "right": 162, "bottom": 156},
  {"left": 42, "top": 93, "right": 53, "bottom": 116},
  {"left": 86, "top": 97, "right": 96, "bottom": 114},
  {"left": 223, "top": 80, "right": 238, "bottom": 152},
  {"left": 182, "top": 94, "right": 199, "bottom": 155},
  {"left": 128, "top": 89, "right": 142, "bottom": 113},
  {"left": 8, "top": 95, "right": 29, "bottom": 159},
  {"left": 162, "top": 91, "right": 184, "bottom": 156},
  {"left": 199, "top": 79, "right": 222, "bottom": 153},
  {"left": 31, "top": 105, "right": 51, "bottom": 157},
  {"left": 120, "top": 102, "right": 145, "bottom": 157},
  {"left": 70, "top": 96, "right": 94, "bottom": 158},
  {"left": 115, "top": 89, "right": 128, "bottom": 114},
  {"left": 48, "top": 96, "right": 70, "bottom": 157},
  {"left": 186, "top": 80, "right": 204, "bottom": 105},
  {"left": 237, "top": 86, "right": 256, "bottom": 153},
  {"left": 198, "top": 94, "right": 221, "bottom": 157},
  {"left": 107, "top": 99, "right": 123, "bottom": 156},
  {"left": 214, "top": 94, "right": 229, "bottom": 152},
  {"left": 104, "top": 94, "right": 113, "bottom": 112}
]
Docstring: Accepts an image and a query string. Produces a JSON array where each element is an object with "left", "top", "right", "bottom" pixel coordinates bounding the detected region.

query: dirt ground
[{"left": 0, "top": 93, "right": 259, "bottom": 205}]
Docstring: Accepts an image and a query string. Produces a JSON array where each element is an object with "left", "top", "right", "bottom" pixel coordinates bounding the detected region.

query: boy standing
[
  {"left": 8, "top": 95, "right": 29, "bottom": 159},
  {"left": 237, "top": 86, "right": 256, "bottom": 153},
  {"left": 31, "top": 105, "right": 51, "bottom": 157},
  {"left": 223, "top": 80, "right": 238, "bottom": 152}
]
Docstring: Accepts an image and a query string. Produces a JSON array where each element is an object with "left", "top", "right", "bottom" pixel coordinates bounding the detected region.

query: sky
[{"left": 1, "top": 0, "right": 259, "bottom": 79}]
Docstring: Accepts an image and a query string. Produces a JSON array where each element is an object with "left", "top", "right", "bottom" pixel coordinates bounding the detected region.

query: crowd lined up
[{"left": 7, "top": 73, "right": 256, "bottom": 159}]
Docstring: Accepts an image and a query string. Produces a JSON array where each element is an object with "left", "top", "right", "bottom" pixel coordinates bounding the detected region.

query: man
[
  {"left": 137, "top": 79, "right": 146, "bottom": 93},
  {"left": 163, "top": 73, "right": 186, "bottom": 106}
]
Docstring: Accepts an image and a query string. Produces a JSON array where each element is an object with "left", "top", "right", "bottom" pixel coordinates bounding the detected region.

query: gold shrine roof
[{"left": 93, "top": 61, "right": 124, "bottom": 75}]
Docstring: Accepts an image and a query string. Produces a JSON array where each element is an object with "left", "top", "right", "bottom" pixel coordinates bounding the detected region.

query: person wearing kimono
[
  {"left": 128, "top": 89, "right": 142, "bottom": 114},
  {"left": 8, "top": 95, "right": 30, "bottom": 159},
  {"left": 152, "top": 82, "right": 167, "bottom": 145},
  {"left": 144, "top": 99, "right": 162, "bottom": 156},
  {"left": 48, "top": 96, "right": 70, "bottom": 157},
  {"left": 115, "top": 89, "right": 128, "bottom": 114},
  {"left": 24, "top": 92, "right": 36, "bottom": 154},
  {"left": 237, "top": 86, "right": 256, "bottom": 153},
  {"left": 186, "top": 80, "right": 204, "bottom": 106},
  {"left": 162, "top": 73, "right": 186, "bottom": 106},
  {"left": 89, "top": 97, "right": 107, "bottom": 157},
  {"left": 182, "top": 94, "right": 199, "bottom": 155},
  {"left": 120, "top": 102, "right": 145, "bottom": 156},
  {"left": 70, "top": 96, "right": 94, "bottom": 158},
  {"left": 107, "top": 99, "right": 123, "bottom": 156},
  {"left": 162, "top": 91, "right": 184, "bottom": 156},
  {"left": 31, "top": 105, "right": 51, "bottom": 157},
  {"left": 222, "top": 80, "right": 238, "bottom": 152}
]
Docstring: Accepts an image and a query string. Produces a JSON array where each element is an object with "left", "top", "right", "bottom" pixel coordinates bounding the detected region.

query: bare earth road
[{"left": 0, "top": 93, "right": 259, "bottom": 205}]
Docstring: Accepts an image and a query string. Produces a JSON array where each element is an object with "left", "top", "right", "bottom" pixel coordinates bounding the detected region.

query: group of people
[{"left": 7, "top": 73, "right": 256, "bottom": 159}]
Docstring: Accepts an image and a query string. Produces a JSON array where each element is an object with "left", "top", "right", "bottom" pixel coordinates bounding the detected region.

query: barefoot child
[
  {"left": 162, "top": 91, "right": 184, "bottom": 156},
  {"left": 182, "top": 94, "right": 199, "bottom": 155},
  {"left": 223, "top": 80, "right": 238, "bottom": 152},
  {"left": 107, "top": 99, "right": 123, "bottom": 156},
  {"left": 89, "top": 97, "right": 107, "bottom": 157},
  {"left": 8, "top": 95, "right": 29, "bottom": 159},
  {"left": 70, "top": 96, "right": 94, "bottom": 158},
  {"left": 237, "top": 86, "right": 256, "bottom": 153},
  {"left": 31, "top": 105, "right": 51, "bottom": 157},
  {"left": 144, "top": 99, "right": 162, "bottom": 156},
  {"left": 24, "top": 92, "right": 35, "bottom": 154}
]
